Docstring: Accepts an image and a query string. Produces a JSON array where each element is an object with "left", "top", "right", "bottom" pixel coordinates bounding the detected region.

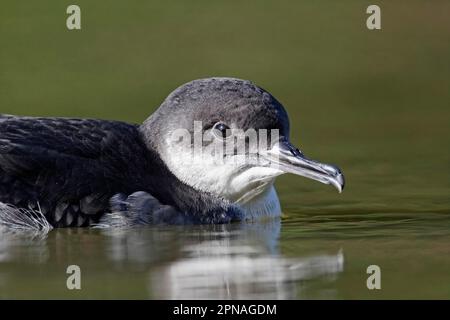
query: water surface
[
  {"left": 0, "top": 0, "right": 449, "bottom": 299},
  {"left": 0, "top": 207, "right": 448, "bottom": 299}
]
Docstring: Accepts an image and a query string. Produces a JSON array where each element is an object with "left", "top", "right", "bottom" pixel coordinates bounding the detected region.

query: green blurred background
[
  {"left": 1, "top": 0, "right": 448, "bottom": 207},
  {"left": 0, "top": 0, "right": 449, "bottom": 299}
]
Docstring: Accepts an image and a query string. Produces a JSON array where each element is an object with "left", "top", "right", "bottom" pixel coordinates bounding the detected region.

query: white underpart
[
  {"left": 238, "top": 185, "right": 282, "bottom": 219},
  {"left": 160, "top": 135, "right": 285, "bottom": 219},
  {"left": 0, "top": 202, "right": 52, "bottom": 233}
]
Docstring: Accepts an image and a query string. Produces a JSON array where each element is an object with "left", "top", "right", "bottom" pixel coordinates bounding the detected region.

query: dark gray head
[
  {"left": 140, "top": 77, "right": 344, "bottom": 211},
  {"left": 144, "top": 77, "right": 290, "bottom": 141}
]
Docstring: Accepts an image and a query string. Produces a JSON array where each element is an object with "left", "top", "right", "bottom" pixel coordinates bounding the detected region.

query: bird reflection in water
[
  {"left": 141, "top": 220, "right": 344, "bottom": 299},
  {"left": 0, "top": 220, "right": 343, "bottom": 299}
]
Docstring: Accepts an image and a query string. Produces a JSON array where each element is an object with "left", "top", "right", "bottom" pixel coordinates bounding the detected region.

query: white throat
[{"left": 159, "top": 136, "right": 284, "bottom": 219}]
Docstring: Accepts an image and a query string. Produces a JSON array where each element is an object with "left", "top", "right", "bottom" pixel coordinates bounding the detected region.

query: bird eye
[{"left": 212, "top": 122, "right": 231, "bottom": 139}]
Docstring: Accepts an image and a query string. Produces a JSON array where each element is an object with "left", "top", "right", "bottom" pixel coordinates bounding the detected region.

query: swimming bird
[{"left": 0, "top": 77, "right": 344, "bottom": 228}]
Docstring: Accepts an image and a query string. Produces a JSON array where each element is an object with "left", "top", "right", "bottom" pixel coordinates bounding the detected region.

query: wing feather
[{"left": 0, "top": 116, "right": 143, "bottom": 227}]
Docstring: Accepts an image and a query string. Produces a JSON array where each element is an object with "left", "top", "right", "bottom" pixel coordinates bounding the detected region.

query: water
[
  {"left": 0, "top": 1, "right": 449, "bottom": 299},
  {"left": 0, "top": 210, "right": 448, "bottom": 299}
]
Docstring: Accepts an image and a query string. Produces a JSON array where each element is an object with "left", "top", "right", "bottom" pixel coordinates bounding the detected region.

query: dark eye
[{"left": 212, "top": 122, "right": 231, "bottom": 139}]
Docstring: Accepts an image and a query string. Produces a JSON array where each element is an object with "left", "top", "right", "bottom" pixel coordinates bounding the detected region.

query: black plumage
[
  {"left": 0, "top": 115, "right": 241, "bottom": 227},
  {"left": 0, "top": 77, "right": 291, "bottom": 228}
]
